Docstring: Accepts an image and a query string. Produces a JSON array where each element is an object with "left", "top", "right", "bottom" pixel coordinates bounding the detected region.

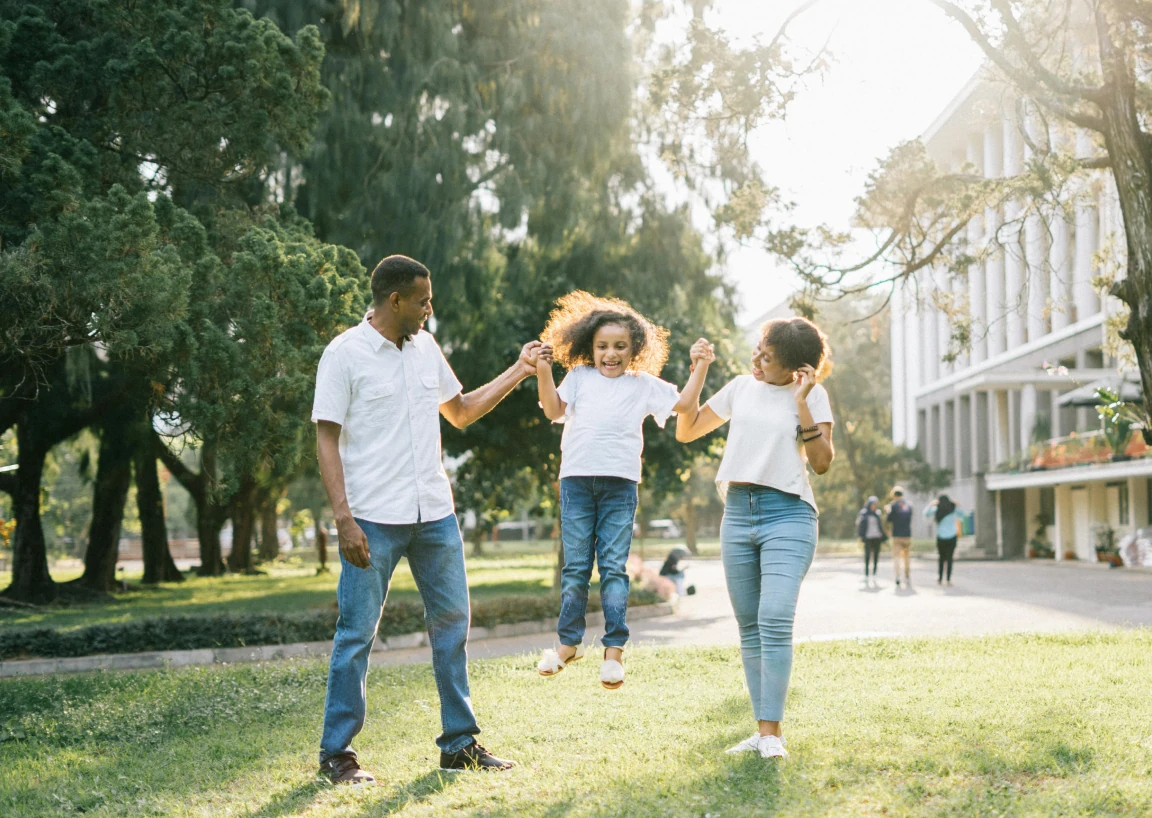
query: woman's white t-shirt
[
  {"left": 555, "top": 366, "right": 680, "bottom": 483},
  {"left": 706, "top": 375, "right": 834, "bottom": 512}
]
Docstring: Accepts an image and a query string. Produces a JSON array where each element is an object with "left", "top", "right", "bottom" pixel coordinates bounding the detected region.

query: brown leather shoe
[
  {"left": 319, "top": 752, "right": 376, "bottom": 785},
  {"left": 439, "top": 741, "right": 517, "bottom": 771}
]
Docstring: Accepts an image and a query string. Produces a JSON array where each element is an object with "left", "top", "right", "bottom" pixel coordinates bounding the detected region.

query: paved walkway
[{"left": 373, "top": 555, "right": 1152, "bottom": 667}]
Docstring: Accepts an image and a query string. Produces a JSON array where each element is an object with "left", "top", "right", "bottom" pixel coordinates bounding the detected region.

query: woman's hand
[
  {"left": 793, "top": 364, "right": 817, "bottom": 401},
  {"left": 689, "top": 338, "right": 715, "bottom": 370},
  {"left": 537, "top": 343, "right": 554, "bottom": 365}
]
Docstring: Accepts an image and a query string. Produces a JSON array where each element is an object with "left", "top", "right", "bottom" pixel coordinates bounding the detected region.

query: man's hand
[
  {"left": 336, "top": 517, "right": 370, "bottom": 569},
  {"left": 689, "top": 338, "right": 715, "bottom": 369},
  {"left": 517, "top": 341, "right": 545, "bottom": 378}
]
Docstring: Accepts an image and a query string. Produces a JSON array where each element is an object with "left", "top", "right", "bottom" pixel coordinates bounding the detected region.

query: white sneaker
[
  {"left": 725, "top": 734, "right": 763, "bottom": 754},
  {"left": 759, "top": 735, "right": 787, "bottom": 758}
]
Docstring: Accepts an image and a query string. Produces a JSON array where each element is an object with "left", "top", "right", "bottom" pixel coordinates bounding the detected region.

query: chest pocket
[
  {"left": 359, "top": 381, "right": 398, "bottom": 426},
  {"left": 418, "top": 374, "right": 440, "bottom": 405}
]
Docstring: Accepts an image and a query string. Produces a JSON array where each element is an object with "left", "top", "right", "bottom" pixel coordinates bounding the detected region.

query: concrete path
[{"left": 373, "top": 555, "right": 1152, "bottom": 667}]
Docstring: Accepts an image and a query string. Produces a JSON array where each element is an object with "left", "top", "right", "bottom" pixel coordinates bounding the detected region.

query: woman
[
  {"left": 923, "top": 494, "right": 962, "bottom": 585},
  {"left": 676, "top": 317, "right": 834, "bottom": 760},
  {"left": 856, "top": 495, "right": 887, "bottom": 582}
]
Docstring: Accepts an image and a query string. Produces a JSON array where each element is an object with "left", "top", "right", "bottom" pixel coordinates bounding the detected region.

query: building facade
[{"left": 890, "top": 73, "right": 1150, "bottom": 562}]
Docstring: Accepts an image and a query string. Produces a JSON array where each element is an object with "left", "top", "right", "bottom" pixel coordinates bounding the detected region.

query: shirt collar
[{"left": 360, "top": 320, "right": 400, "bottom": 353}]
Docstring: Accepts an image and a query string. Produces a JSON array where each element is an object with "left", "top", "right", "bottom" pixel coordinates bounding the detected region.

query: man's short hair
[
  {"left": 371, "top": 255, "right": 430, "bottom": 305},
  {"left": 892, "top": 486, "right": 905, "bottom": 497}
]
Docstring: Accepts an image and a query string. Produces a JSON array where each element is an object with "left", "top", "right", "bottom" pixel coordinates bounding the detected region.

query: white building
[{"left": 890, "top": 73, "right": 1149, "bottom": 561}]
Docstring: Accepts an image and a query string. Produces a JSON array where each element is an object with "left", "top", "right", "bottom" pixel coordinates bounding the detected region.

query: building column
[
  {"left": 967, "top": 132, "right": 987, "bottom": 363},
  {"left": 891, "top": 284, "right": 907, "bottom": 445},
  {"left": 955, "top": 395, "right": 968, "bottom": 479},
  {"left": 903, "top": 284, "right": 922, "bottom": 450},
  {"left": 984, "top": 120, "right": 1006, "bottom": 357},
  {"left": 1049, "top": 206, "right": 1072, "bottom": 331},
  {"left": 1022, "top": 108, "right": 1049, "bottom": 343},
  {"left": 991, "top": 389, "right": 1010, "bottom": 467},
  {"left": 1003, "top": 112, "right": 1026, "bottom": 349},
  {"left": 1020, "top": 384, "right": 1038, "bottom": 454},
  {"left": 1072, "top": 130, "right": 1100, "bottom": 322}
]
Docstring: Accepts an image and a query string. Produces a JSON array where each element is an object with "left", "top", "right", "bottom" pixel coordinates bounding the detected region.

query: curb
[{"left": 0, "top": 602, "right": 677, "bottom": 679}]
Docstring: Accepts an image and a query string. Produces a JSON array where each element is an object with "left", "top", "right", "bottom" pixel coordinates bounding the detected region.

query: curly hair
[
  {"left": 761, "top": 317, "right": 832, "bottom": 379},
  {"left": 540, "top": 291, "right": 669, "bottom": 376}
]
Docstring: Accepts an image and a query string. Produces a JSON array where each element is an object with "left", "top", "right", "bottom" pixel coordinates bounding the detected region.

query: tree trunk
[
  {"left": 683, "top": 499, "right": 699, "bottom": 555},
  {"left": 313, "top": 505, "right": 329, "bottom": 573},
  {"left": 257, "top": 493, "right": 279, "bottom": 563},
  {"left": 0, "top": 423, "right": 56, "bottom": 604},
  {"left": 136, "top": 439, "right": 183, "bottom": 584},
  {"left": 227, "top": 479, "right": 258, "bottom": 573},
  {"left": 471, "top": 525, "right": 485, "bottom": 557},
  {"left": 196, "top": 500, "right": 227, "bottom": 576},
  {"left": 1096, "top": 10, "right": 1152, "bottom": 441},
  {"left": 73, "top": 413, "right": 134, "bottom": 593},
  {"left": 828, "top": 389, "right": 868, "bottom": 497}
]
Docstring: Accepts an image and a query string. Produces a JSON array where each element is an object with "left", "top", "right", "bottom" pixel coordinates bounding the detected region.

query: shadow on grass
[
  {"left": 350, "top": 769, "right": 459, "bottom": 817},
  {"left": 244, "top": 780, "right": 327, "bottom": 818}
]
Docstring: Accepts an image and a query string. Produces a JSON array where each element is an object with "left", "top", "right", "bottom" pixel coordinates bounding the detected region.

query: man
[
  {"left": 311, "top": 254, "right": 541, "bottom": 784},
  {"left": 886, "top": 486, "right": 914, "bottom": 587}
]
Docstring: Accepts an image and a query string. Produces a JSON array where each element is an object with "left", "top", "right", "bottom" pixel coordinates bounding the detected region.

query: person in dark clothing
[
  {"left": 659, "top": 547, "right": 695, "bottom": 596},
  {"left": 856, "top": 496, "right": 887, "bottom": 580},
  {"left": 885, "top": 487, "right": 914, "bottom": 587}
]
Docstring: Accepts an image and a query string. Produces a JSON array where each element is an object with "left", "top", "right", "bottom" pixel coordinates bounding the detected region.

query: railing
[{"left": 1001, "top": 429, "right": 1151, "bottom": 473}]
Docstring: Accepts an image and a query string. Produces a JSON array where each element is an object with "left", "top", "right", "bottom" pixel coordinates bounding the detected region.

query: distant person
[
  {"left": 312, "top": 255, "right": 537, "bottom": 782},
  {"left": 923, "top": 494, "right": 962, "bottom": 585},
  {"left": 533, "top": 291, "right": 713, "bottom": 690},
  {"left": 885, "top": 487, "right": 913, "bottom": 587},
  {"left": 856, "top": 496, "right": 886, "bottom": 581},
  {"left": 676, "top": 316, "right": 835, "bottom": 761},
  {"left": 659, "top": 547, "right": 695, "bottom": 596}
]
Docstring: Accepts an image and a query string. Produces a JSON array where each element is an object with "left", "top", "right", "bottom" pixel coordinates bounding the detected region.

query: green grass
[
  {"left": 3, "top": 631, "right": 1152, "bottom": 816},
  {"left": 0, "top": 556, "right": 558, "bottom": 632}
]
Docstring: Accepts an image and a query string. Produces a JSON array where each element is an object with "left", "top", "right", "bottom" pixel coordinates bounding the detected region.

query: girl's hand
[
  {"left": 793, "top": 364, "right": 817, "bottom": 400},
  {"left": 689, "top": 338, "right": 715, "bottom": 369},
  {"left": 518, "top": 341, "right": 544, "bottom": 377},
  {"left": 537, "top": 343, "right": 555, "bottom": 365}
]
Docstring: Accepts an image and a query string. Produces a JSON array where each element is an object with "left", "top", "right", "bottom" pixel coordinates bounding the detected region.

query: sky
[{"left": 707, "top": 0, "right": 985, "bottom": 323}]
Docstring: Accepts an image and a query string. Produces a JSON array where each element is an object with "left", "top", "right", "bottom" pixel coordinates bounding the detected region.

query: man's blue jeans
[
  {"left": 720, "top": 484, "right": 817, "bottom": 722},
  {"left": 557, "top": 476, "right": 637, "bottom": 649},
  {"left": 319, "top": 514, "right": 479, "bottom": 760}
]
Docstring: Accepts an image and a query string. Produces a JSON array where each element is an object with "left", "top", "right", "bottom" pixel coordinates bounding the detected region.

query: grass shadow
[
  {"left": 352, "top": 769, "right": 459, "bottom": 817},
  {"left": 243, "top": 780, "right": 327, "bottom": 818}
]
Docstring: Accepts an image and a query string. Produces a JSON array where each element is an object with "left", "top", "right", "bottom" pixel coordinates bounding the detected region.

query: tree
[{"left": 0, "top": 0, "right": 355, "bottom": 600}]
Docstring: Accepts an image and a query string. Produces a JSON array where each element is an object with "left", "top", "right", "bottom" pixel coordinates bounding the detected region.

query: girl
[
  {"left": 856, "top": 496, "right": 887, "bottom": 583},
  {"left": 534, "top": 291, "right": 714, "bottom": 689},
  {"left": 924, "top": 494, "right": 962, "bottom": 585},
  {"left": 676, "top": 316, "right": 834, "bottom": 760}
]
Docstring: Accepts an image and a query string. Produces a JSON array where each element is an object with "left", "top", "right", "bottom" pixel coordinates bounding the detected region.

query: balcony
[{"left": 986, "top": 430, "right": 1152, "bottom": 491}]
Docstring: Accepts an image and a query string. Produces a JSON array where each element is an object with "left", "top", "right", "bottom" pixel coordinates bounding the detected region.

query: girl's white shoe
[
  {"left": 600, "top": 659, "right": 625, "bottom": 689},
  {"left": 537, "top": 644, "right": 586, "bottom": 676}
]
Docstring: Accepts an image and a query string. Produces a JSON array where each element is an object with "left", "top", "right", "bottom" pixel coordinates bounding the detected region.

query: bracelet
[
  {"left": 802, "top": 432, "right": 822, "bottom": 443},
  {"left": 796, "top": 424, "right": 818, "bottom": 438}
]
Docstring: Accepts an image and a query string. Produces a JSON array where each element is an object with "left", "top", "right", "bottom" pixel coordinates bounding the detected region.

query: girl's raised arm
[
  {"left": 536, "top": 344, "right": 567, "bottom": 421},
  {"left": 675, "top": 338, "right": 725, "bottom": 442}
]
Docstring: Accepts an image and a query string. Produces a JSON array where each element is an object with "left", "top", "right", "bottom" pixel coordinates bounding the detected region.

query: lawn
[
  {"left": 3, "top": 631, "right": 1151, "bottom": 817},
  {"left": 0, "top": 556, "right": 558, "bottom": 632}
]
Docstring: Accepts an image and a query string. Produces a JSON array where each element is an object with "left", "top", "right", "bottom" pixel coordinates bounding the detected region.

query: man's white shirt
[{"left": 311, "top": 322, "right": 462, "bottom": 524}]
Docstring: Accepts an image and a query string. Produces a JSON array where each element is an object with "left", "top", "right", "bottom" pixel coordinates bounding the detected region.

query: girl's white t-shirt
[
  {"left": 555, "top": 366, "right": 680, "bottom": 483},
  {"left": 706, "top": 375, "right": 834, "bottom": 512}
]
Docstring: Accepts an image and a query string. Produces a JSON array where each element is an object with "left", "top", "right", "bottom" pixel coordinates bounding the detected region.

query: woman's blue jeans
[
  {"left": 557, "top": 476, "right": 638, "bottom": 649},
  {"left": 721, "top": 484, "right": 817, "bottom": 722},
  {"left": 319, "top": 514, "right": 479, "bottom": 760}
]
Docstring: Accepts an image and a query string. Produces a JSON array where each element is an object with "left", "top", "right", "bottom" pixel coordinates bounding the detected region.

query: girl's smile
[{"left": 593, "top": 323, "right": 633, "bottom": 378}]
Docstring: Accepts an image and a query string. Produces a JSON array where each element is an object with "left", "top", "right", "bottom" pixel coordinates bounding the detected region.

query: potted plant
[
  {"left": 1096, "top": 387, "right": 1141, "bottom": 462},
  {"left": 1027, "top": 511, "right": 1054, "bottom": 558},
  {"left": 1093, "top": 523, "right": 1123, "bottom": 566}
]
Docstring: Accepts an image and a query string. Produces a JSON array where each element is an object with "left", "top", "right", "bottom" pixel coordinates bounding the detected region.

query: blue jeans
[
  {"left": 557, "top": 476, "right": 637, "bottom": 648},
  {"left": 320, "top": 514, "right": 479, "bottom": 760},
  {"left": 721, "top": 484, "right": 817, "bottom": 722}
]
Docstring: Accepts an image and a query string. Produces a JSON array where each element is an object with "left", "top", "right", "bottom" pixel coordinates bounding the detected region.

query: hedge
[{"left": 0, "top": 590, "right": 662, "bottom": 661}]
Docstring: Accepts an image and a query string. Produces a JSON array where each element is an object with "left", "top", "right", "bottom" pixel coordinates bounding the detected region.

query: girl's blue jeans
[
  {"left": 557, "top": 476, "right": 638, "bottom": 649},
  {"left": 721, "top": 484, "right": 817, "bottom": 722}
]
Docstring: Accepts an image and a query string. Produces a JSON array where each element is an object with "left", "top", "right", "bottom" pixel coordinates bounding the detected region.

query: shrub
[{"left": 0, "top": 590, "right": 663, "bottom": 660}]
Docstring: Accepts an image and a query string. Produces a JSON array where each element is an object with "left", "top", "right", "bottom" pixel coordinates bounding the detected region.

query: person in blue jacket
[
  {"left": 856, "top": 496, "right": 887, "bottom": 581},
  {"left": 923, "top": 494, "right": 962, "bottom": 585}
]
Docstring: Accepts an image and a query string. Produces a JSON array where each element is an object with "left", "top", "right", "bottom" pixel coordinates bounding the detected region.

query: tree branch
[
  {"left": 929, "top": 0, "right": 1106, "bottom": 131},
  {"left": 989, "top": 0, "right": 1107, "bottom": 102},
  {"left": 155, "top": 434, "right": 204, "bottom": 501}
]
